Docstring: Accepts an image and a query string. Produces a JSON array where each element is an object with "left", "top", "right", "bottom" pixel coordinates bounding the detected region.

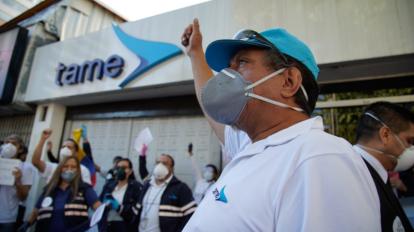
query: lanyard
[{"left": 141, "top": 183, "right": 167, "bottom": 220}]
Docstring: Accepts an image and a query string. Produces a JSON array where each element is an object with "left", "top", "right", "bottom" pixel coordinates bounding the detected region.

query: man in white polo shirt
[
  {"left": 32, "top": 129, "right": 91, "bottom": 184},
  {"left": 181, "top": 19, "right": 380, "bottom": 231}
]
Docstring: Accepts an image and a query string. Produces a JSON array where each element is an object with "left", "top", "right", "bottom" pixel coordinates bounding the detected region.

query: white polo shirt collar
[
  {"left": 234, "top": 116, "right": 323, "bottom": 161},
  {"left": 353, "top": 145, "right": 388, "bottom": 183}
]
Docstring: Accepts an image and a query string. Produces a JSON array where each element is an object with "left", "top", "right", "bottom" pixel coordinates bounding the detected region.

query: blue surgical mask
[
  {"left": 201, "top": 68, "right": 304, "bottom": 125},
  {"left": 61, "top": 170, "right": 76, "bottom": 182}
]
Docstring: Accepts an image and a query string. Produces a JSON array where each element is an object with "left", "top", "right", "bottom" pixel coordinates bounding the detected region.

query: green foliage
[{"left": 316, "top": 88, "right": 414, "bottom": 143}]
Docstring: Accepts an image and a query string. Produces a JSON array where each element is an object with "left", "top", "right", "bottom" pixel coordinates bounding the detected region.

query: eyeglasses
[{"left": 233, "top": 29, "right": 290, "bottom": 65}]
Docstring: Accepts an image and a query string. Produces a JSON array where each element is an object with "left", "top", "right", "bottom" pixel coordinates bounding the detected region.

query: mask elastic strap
[
  {"left": 244, "top": 68, "right": 286, "bottom": 90},
  {"left": 356, "top": 144, "right": 385, "bottom": 155},
  {"left": 246, "top": 93, "right": 304, "bottom": 112},
  {"left": 244, "top": 68, "right": 309, "bottom": 102},
  {"left": 356, "top": 144, "right": 398, "bottom": 162},
  {"left": 393, "top": 133, "right": 410, "bottom": 150},
  {"left": 221, "top": 69, "right": 237, "bottom": 79},
  {"left": 364, "top": 112, "right": 387, "bottom": 127},
  {"left": 365, "top": 112, "right": 410, "bottom": 150},
  {"left": 300, "top": 85, "right": 309, "bottom": 102}
]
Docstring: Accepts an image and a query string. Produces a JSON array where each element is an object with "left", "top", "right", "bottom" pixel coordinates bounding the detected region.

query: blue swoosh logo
[
  {"left": 112, "top": 24, "right": 183, "bottom": 88},
  {"left": 214, "top": 186, "right": 228, "bottom": 203}
]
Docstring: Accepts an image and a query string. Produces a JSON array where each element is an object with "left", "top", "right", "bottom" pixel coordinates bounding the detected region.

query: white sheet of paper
[
  {"left": 0, "top": 158, "right": 21, "bottom": 186},
  {"left": 134, "top": 127, "right": 154, "bottom": 152},
  {"left": 90, "top": 203, "right": 106, "bottom": 227}
]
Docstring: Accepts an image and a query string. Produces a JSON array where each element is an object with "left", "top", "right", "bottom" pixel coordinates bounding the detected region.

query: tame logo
[
  {"left": 213, "top": 186, "right": 228, "bottom": 203},
  {"left": 112, "top": 24, "right": 183, "bottom": 88},
  {"left": 55, "top": 24, "right": 182, "bottom": 88},
  {"left": 55, "top": 55, "right": 124, "bottom": 86}
]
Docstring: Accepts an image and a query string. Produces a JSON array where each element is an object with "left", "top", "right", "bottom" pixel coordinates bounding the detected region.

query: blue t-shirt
[{"left": 36, "top": 185, "right": 98, "bottom": 232}]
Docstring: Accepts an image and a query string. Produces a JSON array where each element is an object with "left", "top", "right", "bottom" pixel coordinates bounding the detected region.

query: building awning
[{"left": 318, "top": 53, "right": 414, "bottom": 93}]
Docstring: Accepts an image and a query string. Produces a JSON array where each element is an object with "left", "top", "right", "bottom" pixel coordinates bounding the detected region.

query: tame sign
[{"left": 55, "top": 54, "right": 124, "bottom": 86}]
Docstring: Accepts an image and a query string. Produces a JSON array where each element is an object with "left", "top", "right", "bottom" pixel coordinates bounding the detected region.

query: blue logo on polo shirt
[
  {"left": 112, "top": 24, "right": 183, "bottom": 88},
  {"left": 169, "top": 194, "right": 177, "bottom": 200},
  {"left": 213, "top": 186, "right": 228, "bottom": 203}
]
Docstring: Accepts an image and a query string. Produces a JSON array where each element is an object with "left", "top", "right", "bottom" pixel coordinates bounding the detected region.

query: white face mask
[
  {"left": 153, "top": 163, "right": 169, "bottom": 180},
  {"left": 203, "top": 170, "right": 214, "bottom": 181},
  {"left": 393, "top": 135, "right": 414, "bottom": 172},
  {"left": 59, "top": 147, "right": 72, "bottom": 159},
  {"left": 0, "top": 143, "right": 17, "bottom": 158}
]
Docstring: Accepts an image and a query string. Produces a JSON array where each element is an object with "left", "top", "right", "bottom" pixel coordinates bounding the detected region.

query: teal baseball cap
[{"left": 205, "top": 28, "right": 319, "bottom": 80}]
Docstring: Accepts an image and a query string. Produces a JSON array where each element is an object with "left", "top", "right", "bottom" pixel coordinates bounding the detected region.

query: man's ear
[
  {"left": 378, "top": 126, "right": 392, "bottom": 145},
  {"left": 280, "top": 67, "right": 302, "bottom": 98}
]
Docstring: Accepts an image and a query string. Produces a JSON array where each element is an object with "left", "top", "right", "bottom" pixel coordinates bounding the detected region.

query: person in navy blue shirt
[
  {"left": 24, "top": 156, "right": 101, "bottom": 232},
  {"left": 100, "top": 158, "right": 142, "bottom": 232}
]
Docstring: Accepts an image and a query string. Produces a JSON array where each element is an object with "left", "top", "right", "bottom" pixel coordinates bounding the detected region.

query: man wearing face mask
[
  {"left": 32, "top": 129, "right": 92, "bottom": 184},
  {"left": 137, "top": 152, "right": 196, "bottom": 232},
  {"left": 354, "top": 101, "right": 414, "bottom": 231},
  {"left": 181, "top": 19, "right": 380, "bottom": 231}
]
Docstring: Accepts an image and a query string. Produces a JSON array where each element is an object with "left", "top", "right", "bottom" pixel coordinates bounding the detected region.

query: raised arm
[
  {"left": 46, "top": 141, "right": 58, "bottom": 163},
  {"left": 32, "top": 129, "right": 51, "bottom": 173},
  {"left": 182, "top": 18, "right": 225, "bottom": 143},
  {"left": 188, "top": 150, "right": 203, "bottom": 182},
  {"left": 138, "top": 144, "right": 149, "bottom": 180}
]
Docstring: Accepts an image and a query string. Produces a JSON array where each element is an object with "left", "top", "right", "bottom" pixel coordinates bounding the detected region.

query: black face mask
[{"left": 116, "top": 168, "right": 127, "bottom": 181}]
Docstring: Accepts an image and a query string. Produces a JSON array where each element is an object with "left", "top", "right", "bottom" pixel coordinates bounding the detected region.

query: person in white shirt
[
  {"left": 186, "top": 143, "right": 219, "bottom": 204},
  {"left": 180, "top": 18, "right": 381, "bottom": 231},
  {"left": 14, "top": 144, "right": 37, "bottom": 230},
  {"left": 32, "top": 128, "right": 91, "bottom": 184},
  {"left": 354, "top": 101, "right": 414, "bottom": 231},
  {"left": 0, "top": 135, "right": 33, "bottom": 232}
]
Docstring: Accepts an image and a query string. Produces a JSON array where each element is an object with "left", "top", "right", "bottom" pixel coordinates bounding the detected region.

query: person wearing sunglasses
[
  {"left": 354, "top": 101, "right": 414, "bottom": 231},
  {"left": 180, "top": 19, "right": 380, "bottom": 231}
]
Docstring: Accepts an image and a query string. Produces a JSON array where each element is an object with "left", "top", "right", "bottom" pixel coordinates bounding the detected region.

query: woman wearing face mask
[
  {"left": 186, "top": 143, "right": 219, "bottom": 204},
  {"left": 99, "top": 158, "right": 142, "bottom": 232},
  {"left": 23, "top": 156, "right": 101, "bottom": 232}
]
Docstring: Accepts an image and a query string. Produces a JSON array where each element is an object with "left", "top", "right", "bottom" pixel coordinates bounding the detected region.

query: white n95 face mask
[
  {"left": 153, "top": 163, "right": 169, "bottom": 180},
  {"left": 0, "top": 143, "right": 17, "bottom": 158},
  {"left": 59, "top": 147, "right": 72, "bottom": 159},
  {"left": 200, "top": 68, "right": 305, "bottom": 125},
  {"left": 394, "top": 146, "right": 414, "bottom": 172},
  {"left": 393, "top": 134, "right": 414, "bottom": 172}
]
